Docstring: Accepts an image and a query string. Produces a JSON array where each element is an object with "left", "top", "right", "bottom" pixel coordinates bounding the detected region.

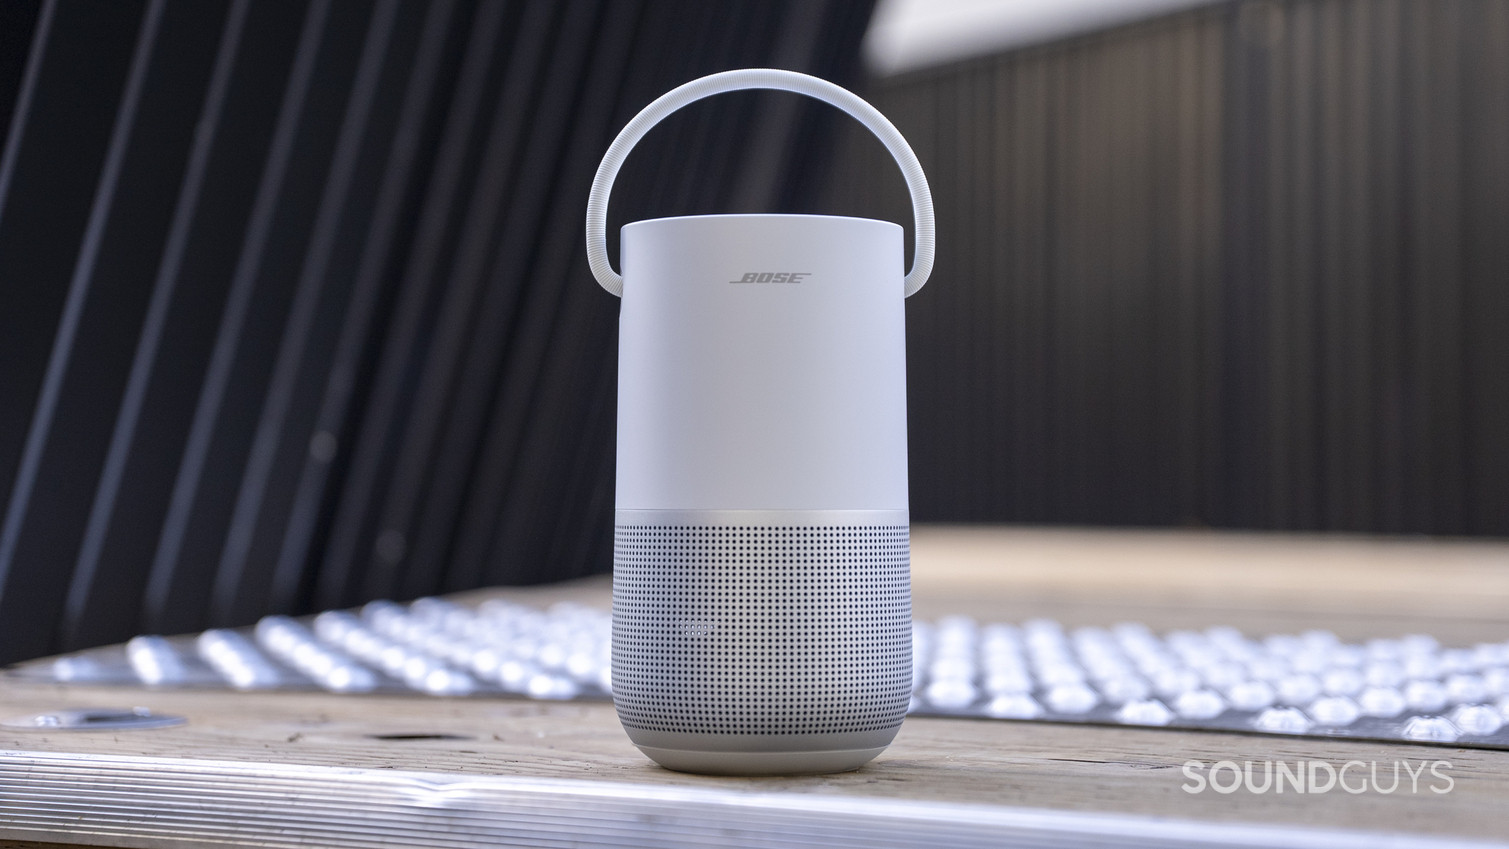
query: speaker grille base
[{"left": 612, "top": 513, "right": 911, "bottom": 737}]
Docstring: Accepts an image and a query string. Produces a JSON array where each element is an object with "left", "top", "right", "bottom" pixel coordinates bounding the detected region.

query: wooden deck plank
[{"left": 3, "top": 526, "right": 1507, "bottom": 845}]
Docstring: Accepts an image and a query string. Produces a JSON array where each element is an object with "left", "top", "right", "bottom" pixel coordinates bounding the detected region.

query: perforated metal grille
[{"left": 612, "top": 523, "right": 911, "bottom": 736}]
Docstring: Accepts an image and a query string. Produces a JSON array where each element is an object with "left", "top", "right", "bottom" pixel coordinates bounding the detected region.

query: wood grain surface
[{"left": 3, "top": 526, "right": 1507, "bottom": 845}]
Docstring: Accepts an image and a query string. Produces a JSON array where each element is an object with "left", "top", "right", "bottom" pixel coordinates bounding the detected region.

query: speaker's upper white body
[
  {"left": 586, "top": 69, "right": 934, "bottom": 776},
  {"left": 617, "top": 214, "right": 907, "bottom": 512}
]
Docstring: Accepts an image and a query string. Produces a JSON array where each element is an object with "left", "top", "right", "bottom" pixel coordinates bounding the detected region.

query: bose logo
[{"left": 729, "top": 271, "right": 810, "bottom": 284}]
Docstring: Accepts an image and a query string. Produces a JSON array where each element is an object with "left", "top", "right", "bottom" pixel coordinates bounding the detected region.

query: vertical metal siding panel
[
  {"left": 1312, "top": 0, "right": 1346, "bottom": 530},
  {"left": 989, "top": 56, "right": 1014, "bottom": 519},
  {"left": 1167, "top": 13, "right": 1209, "bottom": 526},
  {"left": 211, "top": 0, "right": 403, "bottom": 624},
  {"left": 405, "top": 0, "right": 606, "bottom": 598},
  {"left": 1020, "top": 50, "right": 1041, "bottom": 523},
  {"left": 313, "top": 0, "right": 509, "bottom": 611},
  {"left": 1055, "top": 44, "right": 1082, "bottom": 521},
  {"left": 62, "top": 0, "right": 252, "bottom": 651},
  {"left": 699, "top": 3, "right": 784, "bottom": 215},
  {"left": 242, "top": 0, "right": 441, "bottom": 616},
  {"left": 1099, "top": 33, "right": 1122, "bottom": 522},
  {"left": 1369, "top": 0, "right": 1404, "bottom": 533},
  {"left": 363, "top": 0, "right": 565, "bottom": 603},
  {"left": 1169, "top": 16, "right": 1204, "bottom": 525},
  {"left": 979, "top": 60, "right": 1006, "bottom": 521},
  {"left": 486, "top": 0, "right": 645, "bottom": 585},
  {"left": 434, "top": 0, "right": 605, "bottom": 591},
  {"left": 1134, "top": 27, "right": 1161, "bottom": 523},
  {"left": 163, "top": 0, "right": 374, "bottom": 632},
  {"left": 974, "top": 62, "right": 998, "bottom": 521},
  {"left": 1222, "top": 1, "right": 1260, "bottom": 528},
  {"left": 728, "top": 1, "right": 826, "bottom": 212},
  {"left": 1426, "top": 0, "right": 1466, "bottom": 534},
  {"left": 824, "top": 0, "right": 1507, "bottom": 536},
  {"left": 1264, "top": 1, "right": 1293, "bottom": 530},
  {"left": 143, "top": 0, "right": 334, "bottom": 633},
  {"left": 269, "top": 0, "right": 462, "bottom": 615},
  {"left": 1073, "top": 39, "right": 1109, "bottom": 523},
  {"left": 0, "top": 0, "right": 144, "bottom": 591},
  {"left": 1286, "top": 0, "right": 1319, "bottom": 531},
  {"left": 995, "top": 56, "right": 1014, "bottom": 522},
  {"left": 1461, "top": 0, "right": 1509, "bottom": 534},
  {"left": 0, "top": 1, "right": 45, "bottom": 153},
  {"left": 439, "top": 0, "right": 635, "bottom": 593},
  {"left": 1397, "top": 0, "right": 1430, "bottom": 535},
  {"left": 1196, "top": 9, "right": 1226, "bottom": 530},
  {"left": 0, "top": 0, "right": 165, "bottom": 662},
  {"left": 1042, "top": 48, "right": 1069, "bottom": 521},
  {"left": 0, "top": 0, "right": 878, "bottom": 661},
  {"left": 444, "top": 0, "right": 680, "bottom": 588},
  {"left": 1120, "top": 28, "right": 1153, "bottom": 524},
  {"left": 1345, "top": 0, "right": 1375, "bottom": 532},
  {"left": 0, "top": 0, "right": 51, "bottom": 237},
  {"left": 79, "top": 2, "right": 323, "bottom": 643}
]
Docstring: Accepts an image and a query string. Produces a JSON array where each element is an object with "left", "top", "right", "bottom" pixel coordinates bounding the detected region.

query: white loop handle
[{"left": 586, "top": 68, "right": 934, "bottom": 298}]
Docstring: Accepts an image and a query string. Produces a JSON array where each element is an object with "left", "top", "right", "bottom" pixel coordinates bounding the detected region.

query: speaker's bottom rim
[
  {"left": 636, "top": 745, "right": 886, "bottom": 776},
  {"left": 622, "top": 726, "right": 901, "bottom": 752}
]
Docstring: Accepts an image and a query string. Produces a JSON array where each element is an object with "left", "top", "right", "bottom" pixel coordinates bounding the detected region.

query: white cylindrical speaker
[{"left": 585, "top": 69, "right": 934, "bottom": 775}]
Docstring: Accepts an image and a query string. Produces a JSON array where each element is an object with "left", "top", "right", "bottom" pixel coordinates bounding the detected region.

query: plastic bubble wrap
[{"left": 16, "top": 597, "right": 1509, "bottom": 749}]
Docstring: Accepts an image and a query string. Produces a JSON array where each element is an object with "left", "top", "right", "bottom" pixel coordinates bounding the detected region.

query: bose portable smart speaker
[{"left": 585, "top": 69, "right": 935, "bottom": 775}]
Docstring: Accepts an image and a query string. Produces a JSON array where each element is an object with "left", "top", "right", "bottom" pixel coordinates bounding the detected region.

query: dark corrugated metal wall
[
  {"left": 825, "top": 0, "right": 1509, "bottom": 535},
  {"left": 0, "top": 0, "right": 875, "bottom": 663}
]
